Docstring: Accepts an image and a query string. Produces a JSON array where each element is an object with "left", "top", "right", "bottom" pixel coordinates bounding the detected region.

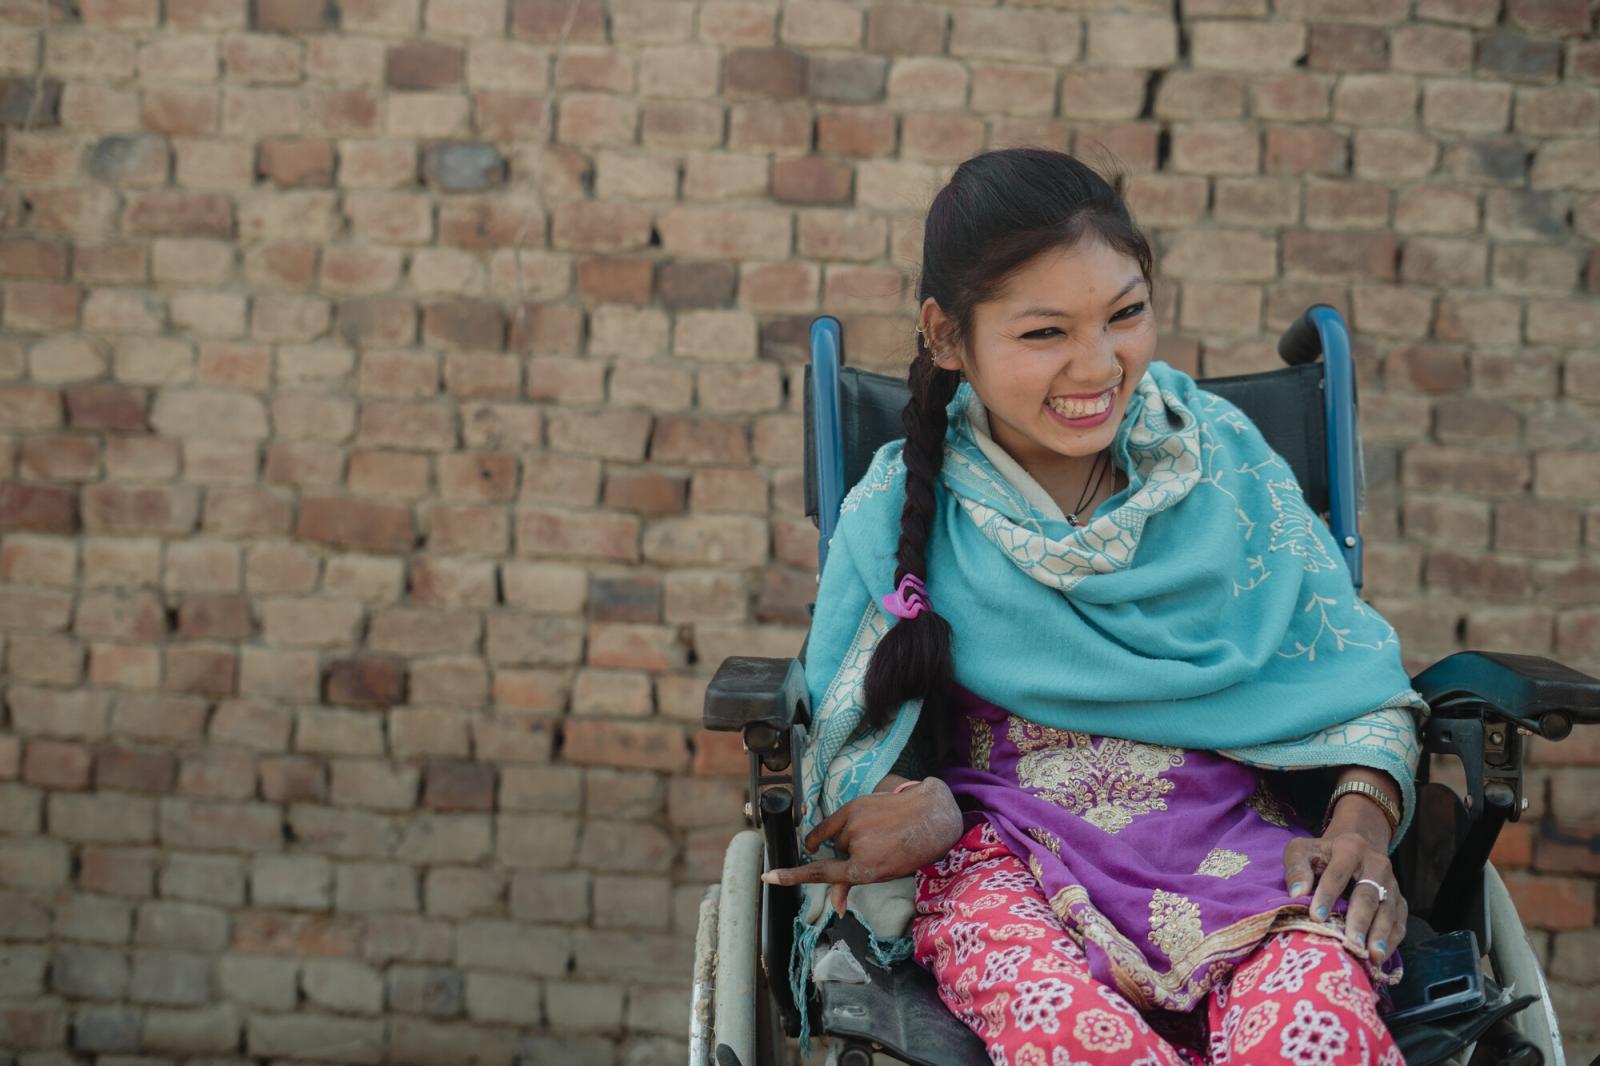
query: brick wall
[{"left": 0, "top": 0, "right": 1597, "bottom": 1061}]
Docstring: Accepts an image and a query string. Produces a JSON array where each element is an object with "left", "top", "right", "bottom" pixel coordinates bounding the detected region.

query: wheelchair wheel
[
  {"left": 1481, "top": 863, "right": 1565, "bottom": 1066},
  {"left": 692, "top": 831, "right": 792, "bottom": 1066}
]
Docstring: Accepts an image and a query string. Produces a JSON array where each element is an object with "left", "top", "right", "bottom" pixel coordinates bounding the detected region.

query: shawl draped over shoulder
[{"left": 787, "top": 361, "right": 1427, "bottom": 1040}]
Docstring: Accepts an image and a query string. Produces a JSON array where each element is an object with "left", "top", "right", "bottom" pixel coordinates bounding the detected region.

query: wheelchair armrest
[
  {"left": 1412, "top": 650, "right": 1600, "bottom": 740},
  {"left": 703, "top": 656, "right": 812, "bottom": 734}
]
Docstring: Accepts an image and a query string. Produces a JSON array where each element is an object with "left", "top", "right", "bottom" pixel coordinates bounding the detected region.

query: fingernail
[
  {"left": 1316, "top": 906, "right": 1329, "bottom": 919},
  {"left": 1352, "top": 933, "right": 1365, "bottom": 947},
  {"left": 761, "top": 872, "right": 777, "bottom": 885},
  {"left": 1375, "top": 941, "right": 1386, "bottom": 954},
  {"left": 1289, "top": 883, "right": 1304, "bottom": 897}
]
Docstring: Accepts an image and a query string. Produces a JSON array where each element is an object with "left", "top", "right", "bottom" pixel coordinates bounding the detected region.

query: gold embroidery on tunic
[
  {"left": 1245, "top": 777, "right": 1292, "bottom": 827},
  {"left": 1007, "top": 716, "right": 1185, "bottom": 834},
  {"left": 1026, "top": 827, "right": 1063, "bottom": 860},
  {"left": 1197, "top": 848, "right": 1250, "bottom": 879},
  {"left": 1039, "top": 882, "right": 1400, "bottom": 1016},
  {"left": 968, "top": 716, "right": 993, "bottom": 772},
  {"left": 1147, "top": 890, "right": 1204, "bottom": 960}
]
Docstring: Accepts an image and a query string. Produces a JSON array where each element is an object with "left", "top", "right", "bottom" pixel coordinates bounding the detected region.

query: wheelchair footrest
[{"left": 813, "top": 917, "right": 988, "bottom": 1066}]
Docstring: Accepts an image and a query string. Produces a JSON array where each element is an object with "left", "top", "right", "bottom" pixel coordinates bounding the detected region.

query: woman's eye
[
  {"left": 1022, "top": 327, "right": 1063, "bottom": 340},
  {"left": 1112, "top": 302, "right": 1146, "bottom": 322}
]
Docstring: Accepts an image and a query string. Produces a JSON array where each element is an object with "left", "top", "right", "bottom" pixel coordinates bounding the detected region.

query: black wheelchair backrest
[{"left": 803, "top": 362, "right": 1333, "bottom": 526}]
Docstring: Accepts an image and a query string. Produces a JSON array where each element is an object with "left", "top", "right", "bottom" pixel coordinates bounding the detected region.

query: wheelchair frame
[{"left": 693, "top": 308, "right": 1600, "bottom": 1066}]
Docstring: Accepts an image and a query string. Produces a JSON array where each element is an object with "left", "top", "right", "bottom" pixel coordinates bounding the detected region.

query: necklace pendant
[{"left": 1066, "top": 514, "right": 1082, "bottom": 527}]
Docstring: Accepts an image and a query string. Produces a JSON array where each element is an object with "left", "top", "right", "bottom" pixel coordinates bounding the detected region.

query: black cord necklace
[{"left": 1065, "top": 449, "right": 1111, "bottom": 527}]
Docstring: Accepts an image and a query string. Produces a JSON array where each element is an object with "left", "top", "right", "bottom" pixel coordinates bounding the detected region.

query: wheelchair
[{"left": 690, "top": 306, "right": 1600, "bottom": 1066}]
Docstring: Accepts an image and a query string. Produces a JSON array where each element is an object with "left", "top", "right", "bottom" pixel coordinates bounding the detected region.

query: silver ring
[{"left": 1355, "top": 877, "right": 1388, "bottom": 903}]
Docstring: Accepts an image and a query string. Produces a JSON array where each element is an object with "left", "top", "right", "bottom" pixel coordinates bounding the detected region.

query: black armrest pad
[
  {"left": 703, "top": 656, "right": 811, "bottom": 733},
  {"left": 1412, "top": 651, "right": 1600, "bottom": 726}
]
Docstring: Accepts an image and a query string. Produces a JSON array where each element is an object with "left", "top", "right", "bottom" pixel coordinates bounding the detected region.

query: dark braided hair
[{"left": 860, "top": 149, "right": 1154, "bottom": 759}]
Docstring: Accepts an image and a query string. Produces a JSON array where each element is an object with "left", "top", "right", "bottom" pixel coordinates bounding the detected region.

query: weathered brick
[
  {"left": 296, "top": 496, "right": 416, "bottom": 554},
  {"left": 561, "top": 719, "right": 690, "bottom": 773}
]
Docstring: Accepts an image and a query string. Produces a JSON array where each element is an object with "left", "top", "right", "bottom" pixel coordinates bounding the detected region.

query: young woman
[{"left": 764, "top": 149, "right": 1423, "bottom": 1065}]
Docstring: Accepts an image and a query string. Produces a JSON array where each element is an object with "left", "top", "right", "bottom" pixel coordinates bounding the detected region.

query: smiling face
[{"left": 921, "top": 237, "right": 1156, "bottom": 485}]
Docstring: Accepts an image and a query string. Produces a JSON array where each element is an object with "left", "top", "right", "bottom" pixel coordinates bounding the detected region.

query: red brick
[
  {"left": 421, "top": 299, "right": 505, "bottom": 352},
  {"left": 16, "top": 436, "right": 95, "bottom": 484},
  {"left": 516, "top": 508, "right": 639, "bottom": 562},
  {"left": 1308, "top": 23, "right": 1387, "bottom": 73},
  {"left": 177, "top": 593, "right": 253, "bottom": 641},
  {"left": 164, "top": 646, "right": 238, "bottom": 698},
  {"left": 557, "top": 94, "right": 640, "bottom": 148},
  {"left": 1502, "top": 872, "right": 1596, "bottom": 930},
  {"left": 324, "top": 657, "right": 406, "bottom": 708},
  {"left": 1282, "top": 230, "right": 1396, "bottom": 280},
  {"left": 260, "top": 755, "right": 327, "bottom": 803},
  {"left": 338, "top": 299, "right": 419, "bottom": 349},
  {"left": 386, "top": 41, "right": 463, "bottom": 91},
  {"left": 509, "top": 0, "right": 606, "bottom": 43},
  {"left": 691, "top": 729, "right": 746, "bottom": 776},
  {"left": 767, "top": 157, "right": 847, "bottom": 206},
  {"left": 551, "top": 202, "right": 653, "bottom": 254},
  {"left": 95, "top": 747, "right": 177, "bottom": 794},
  {"left": 562, "top": 719, "right": 689, "bottom": 773},
  {"left": 816, "top": 107, "right": 896, "bottom": 159},
  {"left": 724, "top": 47, "right": 806, "bottom": 99},
  {"left": 233, "top": 911, "right": 360, "bottom": 957},
  {"left": 0, "top": 238, "right": 70, "bottom": 280},
  {"left": 296, "top": 496, "right": 416, "bottom": 554},
  {"left": 437, "top": 453, "right": 518, "bottom": 503},
  {"left": 23, "top": 739, "right": 92, "bottom": 790},
  {"left": 576, "top": 257, "right": 653, "bottom": 305},
  {"left": 256, "top": 0, "right": 333, "bottom": 32},
  {"left": 726, "top": 101, "right": 813, "bottom": 155},
  {"left": 422, "top": 759, "right": 496, "bottom": 811},
  {"left": 602, "top": 471, "right": 688, "bottom": 516},
  {"left": 167, "top": 0, "right": 247, "bottom": 28},
  {"left": 1508, "top": 0, "right": 1589, "bottom": 34},
  {"left": 866, "top": 4, "right": 944, "bottom": 53},
  {"left": 81, "top": 0, "right": 159, "bottom": 27},
  {"left": 82, "top": 485, "right": 198, "bottom": 535},
  {"left": 69, "top": 593, "right": 158, "bottom": 646},
  {"left": 258, "top": 139, "right": 335, "bottom": 188},
  {"left": 123, "top": 192, "right": 233, "bottom": 238},
  {"left": 1264, "top": 126, "right": 1348, "bottom": 176},
  {"left": 0, "top": 482, "right": 76, "bottom": 534},
  {"left": 639, "top": 100, "right": 725, "bottom": 148}
]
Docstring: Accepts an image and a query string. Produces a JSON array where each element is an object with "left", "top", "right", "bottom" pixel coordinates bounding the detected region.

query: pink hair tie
[{"left": 881, "top": 573, "right": 929, "bottom": 621}]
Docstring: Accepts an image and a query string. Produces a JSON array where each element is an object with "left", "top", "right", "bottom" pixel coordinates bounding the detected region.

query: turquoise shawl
[{"left": 789, "top": 361, "right": 1426, "bottom": 1044}]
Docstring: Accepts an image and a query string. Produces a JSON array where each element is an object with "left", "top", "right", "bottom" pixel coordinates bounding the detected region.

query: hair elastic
[{"left": 881, "top": 573, "right": 930, "bottom": 621}]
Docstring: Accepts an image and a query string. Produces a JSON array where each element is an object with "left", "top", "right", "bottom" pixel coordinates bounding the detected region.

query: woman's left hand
[{"left": 1282, "top": 826, "right": 1405, "bottom": 966}]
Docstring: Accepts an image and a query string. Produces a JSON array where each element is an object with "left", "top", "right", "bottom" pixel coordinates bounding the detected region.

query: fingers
[
  {"left": 803, "top": 803, "right": 852, "bottom": 854},
  {"left": 762, "top": 858, "right": 852, "bottom": 887},
  {"left": 830, "top": 880, "right": 851, "bottom": 918},
  {"left": 1362, "top": 876, "right": 1406, "bottom": 965},
  {"left": 1309, "top": 838, "right": 1360, "bottom": 924},
  {"left": 1340, "top": 871, "right": 1383, "bottom": 950},
  {"left": 1281, "top": 839, "right": 1318, "bottom": 900}
]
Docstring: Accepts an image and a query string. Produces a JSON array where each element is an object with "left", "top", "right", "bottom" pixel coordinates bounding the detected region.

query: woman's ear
[{"left": 919, "top": 299, "right": 965, "bottom": 374}]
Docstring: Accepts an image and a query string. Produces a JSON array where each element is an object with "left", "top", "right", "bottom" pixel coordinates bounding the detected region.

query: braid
[{"left": 861, "top": 336, "right": 961, "bottom": 760}]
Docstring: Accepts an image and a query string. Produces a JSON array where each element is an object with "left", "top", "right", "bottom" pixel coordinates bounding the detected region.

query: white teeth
[{"left": 1048, "top": 392, "right": 1113, "bottom": 419}]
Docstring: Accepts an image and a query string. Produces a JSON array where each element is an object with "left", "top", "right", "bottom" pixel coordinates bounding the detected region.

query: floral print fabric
[{"left": 912, "top": 822, "right": 1401, "bottom": 1066}]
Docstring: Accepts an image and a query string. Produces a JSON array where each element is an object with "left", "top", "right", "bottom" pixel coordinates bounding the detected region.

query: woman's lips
[{"left": 1045, "top": 386, "right": 1116, "bottom": 424}]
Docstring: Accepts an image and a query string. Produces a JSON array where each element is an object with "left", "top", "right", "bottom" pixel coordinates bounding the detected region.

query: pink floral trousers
[{"left": 910, "top": 822, "right": 1401, "bottom": 1066}]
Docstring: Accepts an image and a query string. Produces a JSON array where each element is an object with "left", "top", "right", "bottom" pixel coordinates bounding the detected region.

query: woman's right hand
[{"left": 761, "top": 776, "right": 966, "bottom": 918}]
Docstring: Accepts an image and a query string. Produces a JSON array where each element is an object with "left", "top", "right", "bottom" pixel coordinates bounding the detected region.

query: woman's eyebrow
[{"left": 1009, "top": 276, "right": 1145, "bottom": 320}]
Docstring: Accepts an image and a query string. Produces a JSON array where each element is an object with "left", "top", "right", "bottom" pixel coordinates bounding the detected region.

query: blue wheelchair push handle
[{"left": 1282, "top": 304, "right": 1363, "bottom": 591}]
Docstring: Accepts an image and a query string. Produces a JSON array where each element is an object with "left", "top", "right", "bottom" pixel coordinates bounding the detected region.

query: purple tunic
[{"left": 931, "top": 686, "right": 1401, "bottom": 1016}]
